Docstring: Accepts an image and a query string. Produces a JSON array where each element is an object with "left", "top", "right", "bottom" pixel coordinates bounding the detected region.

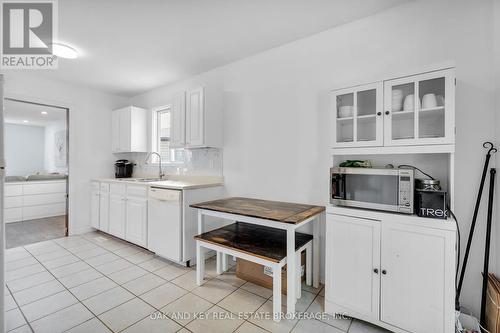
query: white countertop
[{"left": 93, "top": 175, "right": 224, "bottom": 190}]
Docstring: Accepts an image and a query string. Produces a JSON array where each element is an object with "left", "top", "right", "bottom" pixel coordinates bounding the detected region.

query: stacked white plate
[
  {"left": 392, "top": 89, "right": 403, "bottom": 112},
  {"left": 338, "top": 105, "right": 354, "bottom": 118}
]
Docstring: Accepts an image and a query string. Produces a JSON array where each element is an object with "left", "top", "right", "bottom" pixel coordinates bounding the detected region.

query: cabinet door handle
[
  {"left": 373, "top": 268, "right": 379, "bottom": 274},
  {"left": 376, "top": 112, "right": 382, "bottom": 116},
  {"left": 385, "top": 111, "right": 390, "bottom": 115},
  {"left": 382, "top": 269, "right": 387, "bottom": 275}
]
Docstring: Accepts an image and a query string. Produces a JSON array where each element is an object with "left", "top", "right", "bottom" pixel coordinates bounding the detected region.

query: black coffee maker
[{"left": 115, "top": 160, "right": 134, "bottom": 178}]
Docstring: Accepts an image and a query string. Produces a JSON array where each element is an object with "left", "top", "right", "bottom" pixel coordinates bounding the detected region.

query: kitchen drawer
[
  {"left": 127, "top": 185, "right": 147, "bottom": 198},
  {"left": 5, "top": 208, "right": 22, "bottom": 223},
  {"left": 110, "top": 183, "right": 127, "bottom": 195},
  {"left": 23, "top": 193, "right": 66, "bottom": 206},
  {"left": 23, "top": 203, "right": 66, "bottom": 220},
  {"left": 23, "top": 182, "right": 66, "bottom": 195},
  {"left": 91, "top": 182, "right": 100, "bottom": 192},
  {"left": 5, "top": 196, "right": 23, "bottom": 208},
  {"left": 100, "top": 183, "right": 110, "bottom": 193},
  {"left": 5, "top": 184, "right": 23, "bottom": 197}
]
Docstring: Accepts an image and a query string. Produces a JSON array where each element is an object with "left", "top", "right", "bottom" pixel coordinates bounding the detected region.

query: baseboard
[{"left": 69, "top": 226, "right": 95, "bottom": 236}]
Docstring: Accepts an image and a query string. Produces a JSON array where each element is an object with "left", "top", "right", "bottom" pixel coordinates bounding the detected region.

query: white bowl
[
  {"left": 338, "top": 106, "right": 353, "bottom": 118},
  {"left": 422, "top": 94, "right": 437, "bottom": 109},
  {"left": 403, "top": 94, "right": 420, "bottom": 111}
]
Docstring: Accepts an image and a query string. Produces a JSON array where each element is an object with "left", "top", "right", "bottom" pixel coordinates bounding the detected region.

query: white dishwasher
[{"left": 147, "top": 187, "right": 182, "bottom": 263}]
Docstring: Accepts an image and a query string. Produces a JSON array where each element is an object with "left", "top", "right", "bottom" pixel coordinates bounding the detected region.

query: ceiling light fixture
[
  {"left": 51, "top": 43, "right": 79, "bottom": 59},
  {"left": 23, "top": 120, "right": 29, "bottom": 123},
  {"left": 41, "top": 111, "right": 48, "bottom": 115}
]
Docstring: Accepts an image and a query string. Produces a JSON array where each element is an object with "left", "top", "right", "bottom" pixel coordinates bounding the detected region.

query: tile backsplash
[{"left": 115, "top": 148, "right": 223, "bottom": 178}]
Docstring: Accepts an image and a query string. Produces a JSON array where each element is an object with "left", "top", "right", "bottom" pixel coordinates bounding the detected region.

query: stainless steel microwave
[{"left": 330, "top": 167, "right": 414, "bottom": 214}]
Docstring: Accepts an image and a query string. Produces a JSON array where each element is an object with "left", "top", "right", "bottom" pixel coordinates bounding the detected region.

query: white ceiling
[
  {"left": 33, "top": 0, "right": 405, "bottom": 97},
  {"left": 4, "top": 99, "right": 67, "bottom": 127}
]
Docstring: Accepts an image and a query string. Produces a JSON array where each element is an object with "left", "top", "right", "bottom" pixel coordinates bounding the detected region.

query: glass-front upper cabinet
[
  {"left": 331, "top": 82, "right": 383, "bottom": 148},
  {"left": 383, "top": 68, "right": 455, "bottom": 146}
]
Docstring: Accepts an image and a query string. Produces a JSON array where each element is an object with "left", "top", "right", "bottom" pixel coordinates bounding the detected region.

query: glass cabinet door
[
  {"left": 331, "top": 82, "right": 383, "bottom": 148},
  {"left": 383, "top": 68, "right": 455, "bottom": 146}
]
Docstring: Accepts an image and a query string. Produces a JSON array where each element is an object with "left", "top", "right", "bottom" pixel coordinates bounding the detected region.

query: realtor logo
[{"left": 1, "top": 0, "right": 58, "bottom": 69}]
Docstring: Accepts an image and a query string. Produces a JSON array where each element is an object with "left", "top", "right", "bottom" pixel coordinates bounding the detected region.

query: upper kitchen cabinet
[
  {"left": 331, "top": 82, "right": 384, "bottom": 148},
  {"left": 384, "top": 68, "right": 455, "bottom": 146},
  {"left": 170, "top": 86, "right": 223, "bottom": 149},
  {"left": 330, "top": 68, "right": 455, "bottom": 151},
  {"left": 112, "top": 106, "right": 148, "bottom": 153}
]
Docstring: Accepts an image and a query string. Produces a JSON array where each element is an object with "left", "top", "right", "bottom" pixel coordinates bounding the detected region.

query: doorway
[{"left": 3, "top": 98, "right": 69, "bottom": 248}]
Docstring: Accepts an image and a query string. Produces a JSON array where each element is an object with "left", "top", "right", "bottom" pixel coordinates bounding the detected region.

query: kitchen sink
[
  {"left": 136, "top": 178, "right": 164, "bottom": 182},
  {"left": 117, "top": 178, "right": 164, "bottom": 182}
]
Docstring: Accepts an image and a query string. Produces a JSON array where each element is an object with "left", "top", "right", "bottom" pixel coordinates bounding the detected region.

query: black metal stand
[
  {"left": 456, "top": 142, "right": 497, "bottom": 309},
  {"left": 480, "top": 168, "right": 496, "bottom": 328}
]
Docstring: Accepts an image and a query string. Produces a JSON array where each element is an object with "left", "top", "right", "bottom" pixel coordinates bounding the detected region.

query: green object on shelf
[{"left": 339, "top": 160, "right": 372, "bottom": 168}]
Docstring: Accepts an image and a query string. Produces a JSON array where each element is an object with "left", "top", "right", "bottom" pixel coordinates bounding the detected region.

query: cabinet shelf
[
  {"left": 392, "top": 110, "right": 414, "bottom": 116},
  {"left": 337, "top": 117, "right": 353, "bottom": 121},
  {"left": 419, "top": 106, "right": 445, "bottom": 113},
  {"left": 357, "top": 114, "right": 376, "bottom": 119}
]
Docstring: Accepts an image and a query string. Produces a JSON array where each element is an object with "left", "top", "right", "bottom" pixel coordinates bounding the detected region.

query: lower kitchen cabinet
[
  {"left": 90, "top": 180, "right": 224, "bottom": 264},
  {"left": 99, "top": 184, "right": 110, "bottom": 232},
  {"left": 380, "top": 222, "right": 455, "bottom": 332},
  {"left": 125, "top": 196, "right": 148, "bottom": 247},
  {"left": 108, "top": 193, "right": 126, "bottom": 238},
  {"left": 325, "top": 212, "right": 455, "bottom": 333},
  {"left": 90, "top": 184, "right": 100, "bottom": 229},
  {"left": 325, "top": 215, "right": 380, "bottom": 320}
]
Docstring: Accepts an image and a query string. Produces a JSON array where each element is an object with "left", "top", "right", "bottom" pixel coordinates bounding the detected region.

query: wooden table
[{"left": 191, "top": 197, "right": 325, "bottom": 315}]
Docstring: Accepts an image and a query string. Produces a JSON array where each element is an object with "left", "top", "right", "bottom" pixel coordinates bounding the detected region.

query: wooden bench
[{"left": 194, "top": 222, "right": 313, "bottom": 322}]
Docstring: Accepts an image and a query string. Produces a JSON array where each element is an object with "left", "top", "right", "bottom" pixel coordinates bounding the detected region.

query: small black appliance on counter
[
  {"left": 115, "top": 159, "right": 134, "bottom": 178},
  {"left": 415, "top": 188, "right": 448, "bottom": 220}
]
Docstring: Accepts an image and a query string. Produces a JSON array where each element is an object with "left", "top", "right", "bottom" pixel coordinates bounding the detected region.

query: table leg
[
  {"left": 197, "top": 210, "right": 204, "bottom": 234},
  {"left": 196, "top": 211, "right": 205, "bottom": 285},
  {"left": 196, "top": 242, "right": 205, "bottom": 285},
  {"left": 312, "top": 212, "right": 322, "bottom": 288},
  {"left": 273, "top": 263, "right": 282, "bottom": 322},
  {"left": 286, "top": 228, "right": 296, "bottom": 315}
]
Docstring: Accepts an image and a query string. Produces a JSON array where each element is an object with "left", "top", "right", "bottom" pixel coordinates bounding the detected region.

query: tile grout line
[
  {"left": 5, "top": 284, "right": 35, "bottom": 332},
  {"left": 8, "top": 232, "right": 320, "bottom": 333},
  {"left": 21, "top": 240, "right": 115, "bottom": 333}
]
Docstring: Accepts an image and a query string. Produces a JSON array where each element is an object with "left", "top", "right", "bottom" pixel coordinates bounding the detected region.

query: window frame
[{"left": 151, "top": 105, "right": 183, "bottom": 165}]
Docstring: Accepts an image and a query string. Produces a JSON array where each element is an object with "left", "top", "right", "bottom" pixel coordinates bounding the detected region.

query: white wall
[
  {"left": 3, "top": 72, "right": 128, "bottom": 234},
  {"left": 44, "top": 119, "right": 68, "bottom": 174},
  {"left": 131, "top": 0, "right": 496, "bottom": 315},
  {"left": 4, "top": 123, "right": 45, "bottom": 176}
]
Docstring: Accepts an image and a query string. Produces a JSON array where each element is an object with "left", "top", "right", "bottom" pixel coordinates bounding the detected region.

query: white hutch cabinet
[
  {"left": 331, "top": 68, "right": 455, "bottom": 149},
  {"left": 327, "top": 65, "right": 457, "bottom": 333}
]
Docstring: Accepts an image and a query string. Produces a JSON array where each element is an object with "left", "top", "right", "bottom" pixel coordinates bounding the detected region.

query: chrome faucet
[{"left": 145, "top": 152, "right": 165, "bottom": 179}]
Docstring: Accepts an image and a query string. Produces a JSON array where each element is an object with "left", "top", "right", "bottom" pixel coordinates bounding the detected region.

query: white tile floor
[{"left": 4, "top": 231, "right": 391, "bottom": 333}]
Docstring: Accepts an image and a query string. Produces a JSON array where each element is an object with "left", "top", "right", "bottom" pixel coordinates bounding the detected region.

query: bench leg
[
  {"left": 216, "top": 252, "right": 223, "bottom": 275},
  {"left": 273, "top": 263, "right": 282, "bottom": 322},
  {"left": 306, "top": 242, "right": 312, "bottom": 287},
  {"left": 296, "top": 252, "right": 301, "bottom": 300},
  {"left": 286, "top": 228, "right": 296, "bottom": 315},
  {"left": 196, "top": 242, "right": 205, "bottom": 286}
]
